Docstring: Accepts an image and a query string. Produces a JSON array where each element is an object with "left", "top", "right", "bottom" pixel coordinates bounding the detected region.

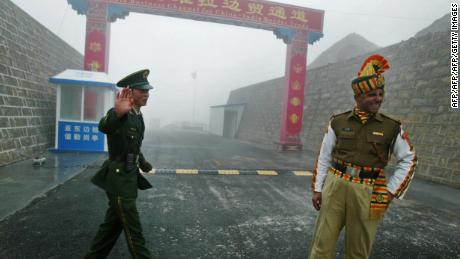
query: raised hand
[{"left": 114, "top": 87, "right": 133, "bottom": 118}]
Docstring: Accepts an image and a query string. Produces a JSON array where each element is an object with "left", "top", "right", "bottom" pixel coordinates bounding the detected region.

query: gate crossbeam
[{"left": 67, "top": 0, "right": 324, "bottom": 150}]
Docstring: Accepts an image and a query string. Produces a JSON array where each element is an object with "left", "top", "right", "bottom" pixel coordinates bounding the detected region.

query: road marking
[
  {"left": 147, "top": 169, "right": 313, "bottom": 176},
  {"left": 257, "top": 170, "right": 278, "bottom": 176},
  {"left": 293, "top": 171, "right": 313, "bottom": 176},
  {"left": 218, "top": 170, "right": 240, "bottom": 175},
  {"left": 176, "top": 169, "right": 199, "bottom": 175}
]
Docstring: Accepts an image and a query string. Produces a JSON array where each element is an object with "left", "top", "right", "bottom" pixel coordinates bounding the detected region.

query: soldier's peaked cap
[{"left": 116, "top": 69, "right": 153, "bottom": 90}]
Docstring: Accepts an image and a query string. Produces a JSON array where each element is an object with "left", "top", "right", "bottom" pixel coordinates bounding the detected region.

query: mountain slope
[{"left": 309, "top": 33, "right": 379, "bottom": 69}]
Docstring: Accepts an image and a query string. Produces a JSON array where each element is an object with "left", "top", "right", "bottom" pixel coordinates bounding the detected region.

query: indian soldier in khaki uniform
[
  {"left": 85, "top": 69, "right": 154, "bottom": 259},
  {"left": 309, "top": 55, "right": 417, "bottom": 259}
]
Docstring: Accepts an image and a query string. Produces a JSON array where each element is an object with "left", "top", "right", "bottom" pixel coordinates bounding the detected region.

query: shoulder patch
[
  {"left": 331, "top": 110, "right": 352, "bottom": 120},
  {"left": 380, "top": 113, "right": 401, "bottom": 125}
]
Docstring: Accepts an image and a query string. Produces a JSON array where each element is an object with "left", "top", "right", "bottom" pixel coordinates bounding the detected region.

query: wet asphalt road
[
  {"left": 140, "top": 130, "right": 315, "bottom": 170},
  {"left": 0, "top": 130, "right": 459, "bottom": 259}
]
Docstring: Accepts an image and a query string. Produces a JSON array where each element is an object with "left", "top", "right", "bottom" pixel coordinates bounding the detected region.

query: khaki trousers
[{"left": 309, "top": 172, "right": 381, "bottom": 259}]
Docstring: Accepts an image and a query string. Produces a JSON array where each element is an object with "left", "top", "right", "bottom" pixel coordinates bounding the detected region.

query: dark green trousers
[{"left": 86, "top": 193, "right": 152, "bottom": 259}]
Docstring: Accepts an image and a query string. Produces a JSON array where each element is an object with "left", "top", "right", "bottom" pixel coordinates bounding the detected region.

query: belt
[
  {"left": 109, "top": 154, "right": 121, "bottom": 161},
  {"left": 333, "top": 162, "right": 380, "bottom": 179},
  {"left": 108, "top": 154, "right": 139, "bottom": 162},
  {"left": 109, "top": 154, "right": 124, "bottom": 161}
]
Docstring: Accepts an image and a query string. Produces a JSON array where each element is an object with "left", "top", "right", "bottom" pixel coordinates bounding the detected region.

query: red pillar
[
  {"left": 279, "top": 30, "right": 308, "bottom": 150},
  {"left": 84, "top": 0, "right": 110, "bottom": 72}
]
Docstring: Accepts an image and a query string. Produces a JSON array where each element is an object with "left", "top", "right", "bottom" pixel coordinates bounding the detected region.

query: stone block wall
[
  {"left": 0, "top": 0, "right": 82, "bottom": 165},
  {"left": 229, "top": 31, "right": 460, "bottom": 187}
]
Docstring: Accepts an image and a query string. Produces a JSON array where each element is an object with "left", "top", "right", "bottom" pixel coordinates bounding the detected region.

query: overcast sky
[{"left": 10, "top": 0, "right": 453, "bottom": 126}]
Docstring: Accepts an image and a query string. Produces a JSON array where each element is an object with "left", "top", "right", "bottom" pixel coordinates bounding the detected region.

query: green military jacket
[
  {"left": 331, "top": 111, "right": 401, "bottom": 168},
  {"left": 91, "top": 108, "right": 152, "bottom": 198}
]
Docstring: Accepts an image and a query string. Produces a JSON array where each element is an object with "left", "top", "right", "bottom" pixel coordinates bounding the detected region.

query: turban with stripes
[{"left": 351, "top": 54, "right": 390, "bottom": 96}]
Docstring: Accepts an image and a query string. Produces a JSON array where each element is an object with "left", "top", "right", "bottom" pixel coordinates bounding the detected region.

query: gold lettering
[
  {"left": 290, "top": 97, "right": 301, "bottom": 106},
  {"left": 198, "top": 0, "right": 217, "bottom": 8},
  {"left": 291, "top": 80, "right": 301, "bottom": 90},
  {"left": 294, "top": 64, "right": 303, "bottom": 74},
  {"left": 291, "top": 9, "right": 308, "bottom": 22},
  {"left": 89, "top": 42, "right": 102, "bottom": 53},
  {"left": 268, "top": 6, "right": 286, "bottom": 20},
  {"left": 222, "top": 0, "right": 241, "bottom": 12},
  {"left": 247, "top": 3, "right": 263, "bottom": 15},
  {"left": 290, "top": 113, "right": 299, "bottom": 124},
  {"left": 172, "top": 0, "right": 193, "bottom": 4},
  {"left": 89, "top": 61, "right": 101, "bottom": 71}
]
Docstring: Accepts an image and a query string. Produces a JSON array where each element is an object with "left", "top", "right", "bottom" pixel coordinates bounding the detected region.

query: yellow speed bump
[
  {"left": 218, "top": 170, "right": 240, "bottom": 175},
  {"left": 176, "top": 169, "right": 199, "bottom": 175},
  {"left": 293, "top": 171, "right": 313, "bottom": 176},
  {"left": 257, "top": 170, "right": 278, "bottom": 176}
]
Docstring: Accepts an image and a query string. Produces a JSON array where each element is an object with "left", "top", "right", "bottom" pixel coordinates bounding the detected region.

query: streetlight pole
[{"left": 191, "top": 71, "right": 197, "bottom": 124}]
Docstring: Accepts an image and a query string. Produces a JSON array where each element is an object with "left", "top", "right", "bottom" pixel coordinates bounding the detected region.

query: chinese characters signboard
[
  {"left": 58, "top": 121, "right": 105, "bottom": 151},
  {"left": 108, "top": 0, "right": 323, "bottom": 32}
]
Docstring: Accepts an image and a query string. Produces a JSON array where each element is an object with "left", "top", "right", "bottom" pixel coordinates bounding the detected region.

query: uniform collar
[
  {"left": 130, "top": 107, "right": 142, "bottom": 116},
  {"left": 347, "top": 110, "right": 383, "bottom": 122}
]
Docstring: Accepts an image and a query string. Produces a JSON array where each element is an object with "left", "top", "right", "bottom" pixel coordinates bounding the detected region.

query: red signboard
[
  {"left": 285, "top": 53, "right": 306, "bottom": 134},
  {"left": 108, "top": 0, "right": 323, "bottom": 32},
  {"left": 84, "top": 1, "right": 110, "bottom": 72},
  {"left": 85, "top": 30, "right": 107, "bottom": 71},
  {"left": 278, "top": 30, "right": 307, "bottom": 146}
]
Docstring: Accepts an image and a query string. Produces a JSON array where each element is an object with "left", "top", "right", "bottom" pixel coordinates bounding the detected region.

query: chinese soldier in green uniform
[{"left": 85, "top": 69, "right": 154, "bottom": 259}]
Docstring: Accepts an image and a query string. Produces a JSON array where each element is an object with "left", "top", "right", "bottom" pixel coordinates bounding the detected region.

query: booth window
[
  {"left": 60, "top": 86, "right": 82, "bottom": 120},
  {"left": 84, "top": 87, "right": 105, "bottom": 121}
]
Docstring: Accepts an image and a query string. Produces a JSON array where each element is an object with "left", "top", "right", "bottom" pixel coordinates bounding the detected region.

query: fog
[{"left": 10, "top": 0, "right": 453, "bottom": 127}]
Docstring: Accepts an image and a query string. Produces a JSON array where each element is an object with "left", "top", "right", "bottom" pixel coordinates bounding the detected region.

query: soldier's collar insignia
[{"left": 129, "top": 108, "right": 141, "bottom": 115}]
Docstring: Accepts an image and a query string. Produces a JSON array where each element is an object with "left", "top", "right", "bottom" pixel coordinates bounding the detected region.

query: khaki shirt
[
  {"left": 331, "top": 111, "right": 400, "bottom": 168},
  {"left": 312, "top": 111, "right": 417, "bottom": 199}
]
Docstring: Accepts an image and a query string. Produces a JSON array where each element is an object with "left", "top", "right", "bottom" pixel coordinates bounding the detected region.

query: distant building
[{"left": 209, "top": 104, "right": 245, "bottom": 138}]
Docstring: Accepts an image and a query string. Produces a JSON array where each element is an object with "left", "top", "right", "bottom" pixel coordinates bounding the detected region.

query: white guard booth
[
  {"left": 209, "top": 104, "right": 245, "bottom": 138},
  {"left": 49, "top": 69, "right": 117, "bottom": 152}
]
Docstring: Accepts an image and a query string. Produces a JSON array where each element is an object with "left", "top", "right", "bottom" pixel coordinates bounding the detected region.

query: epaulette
[
  {"left": 330, "top": 110, "right": 352, "bottom": 120},
  {"left": 379, "top": 113, "right": 401, "bottom": 125}
]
